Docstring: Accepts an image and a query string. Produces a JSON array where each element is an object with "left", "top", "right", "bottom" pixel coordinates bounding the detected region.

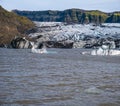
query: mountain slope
[
  {"left": 0, "top": 6, "right": 35, "bottom": 46},
  {"left": 13, "top": 9, "right": 120, "bottom": 24}
]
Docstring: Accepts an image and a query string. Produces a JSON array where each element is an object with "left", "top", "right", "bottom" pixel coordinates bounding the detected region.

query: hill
[
  {"left": 13, "top": 9, "right": 120, "bottom": 24},
  {"left": 0, "top": 6, "right": 35, "bottom": 47}
]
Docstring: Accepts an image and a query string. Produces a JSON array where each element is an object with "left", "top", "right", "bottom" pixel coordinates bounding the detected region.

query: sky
[{"left": 0, "top": 0, "right": 120, "bottom": 12}]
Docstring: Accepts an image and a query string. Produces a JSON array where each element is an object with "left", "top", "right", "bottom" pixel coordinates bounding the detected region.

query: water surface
[{"left": 0, "top": 48, "right": 120, "bottom": 106}]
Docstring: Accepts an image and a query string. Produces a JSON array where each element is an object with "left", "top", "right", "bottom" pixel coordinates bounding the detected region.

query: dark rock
[
  {"left": 0, "top": 44, "right": 7, "bottom": 48},
  {"left": 83, "top": 37, "right": 117, "bottom": 49},
  {"left": 11, "top": 37, "right": 32, "bottom": 49},
  {"left": 83, "top": 44, "right": 94, "bottom": 48},
  {"left": 25, "top": 27, "right": 38, "bottom": 34},
  {"left": 45, "top": 41, "right": 73, "bottom": 48},
  {"left": 114, "top": 39, "right": 120, "bottom": 48}
]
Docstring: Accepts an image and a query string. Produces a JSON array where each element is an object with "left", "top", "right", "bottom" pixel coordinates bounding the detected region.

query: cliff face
[
  {"left": 0, "top": 6, "right": 35, "bottom": 46},
  {"left": 13, "top": 9, "right": 120, "bottom": 24}
]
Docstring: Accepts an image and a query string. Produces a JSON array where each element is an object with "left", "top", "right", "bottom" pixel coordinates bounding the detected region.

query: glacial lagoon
[{"left": 0, "top": 48, "right": 120, "bottom": 106}]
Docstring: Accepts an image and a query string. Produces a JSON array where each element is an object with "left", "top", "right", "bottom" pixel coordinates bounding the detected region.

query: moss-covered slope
[{"left": 0, "top": 6, "right": 35, "bottom": 46}]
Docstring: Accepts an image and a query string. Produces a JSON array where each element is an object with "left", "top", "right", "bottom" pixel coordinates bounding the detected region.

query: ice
[
  {"left": 84, "top": 86, "right": 103, "bottom": 94},
  {"left": 31, "top": 22, "right": 120, "bottom": 41}
]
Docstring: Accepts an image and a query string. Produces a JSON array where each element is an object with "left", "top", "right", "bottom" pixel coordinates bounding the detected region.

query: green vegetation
[
  {"left": 85, "top": 10, "right": 108, "bottom": 25},
  {"left": 0, "top": 6, "right": 35, "bottom": 46},
  {"left": 106, "top": 12, "right": 120, "bottom": 23},
  {"left": 13, "top": 9, "right": 120, "bottom": 24}
]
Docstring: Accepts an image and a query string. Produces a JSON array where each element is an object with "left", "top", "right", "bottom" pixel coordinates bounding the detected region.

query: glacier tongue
[
  {"left": 28, "top": 22, "right": 120, "bottom": 48},
  {"left": 31, "top": 22, "right": 120, "bottom": 40}
]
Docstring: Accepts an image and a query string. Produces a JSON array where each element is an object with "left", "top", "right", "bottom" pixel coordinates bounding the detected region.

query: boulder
[{"left": 11, "top": 37, "right": 32, "bottom": 49}]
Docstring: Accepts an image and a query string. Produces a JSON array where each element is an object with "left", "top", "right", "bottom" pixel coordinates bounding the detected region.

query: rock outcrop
[
  {"left": 10, "top": 37, "right": 32, "bottom": 49},
  {"left": 13, "top": 9, "right": 120, "bottom": 24}
]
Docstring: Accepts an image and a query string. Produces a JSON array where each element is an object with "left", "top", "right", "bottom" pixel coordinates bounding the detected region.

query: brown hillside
[{"left": 0, "top": 6, "right": 35, "bottom": 46}]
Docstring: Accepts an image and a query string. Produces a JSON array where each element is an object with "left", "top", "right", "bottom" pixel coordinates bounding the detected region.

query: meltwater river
[{"left": 0, "top": 48, "right": 120, "bottom": 106}]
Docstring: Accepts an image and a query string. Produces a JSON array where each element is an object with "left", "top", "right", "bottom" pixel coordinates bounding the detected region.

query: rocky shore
[{"left": 11, "top": 22, "right": 120, "bottom": 49}]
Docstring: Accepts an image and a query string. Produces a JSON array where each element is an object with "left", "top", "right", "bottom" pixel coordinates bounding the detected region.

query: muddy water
[{"left": 0, "top": 48, "right": 120, "bottom": 106}]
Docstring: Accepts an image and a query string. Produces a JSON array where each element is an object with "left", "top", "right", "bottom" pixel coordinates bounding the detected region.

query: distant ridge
[{"left": 13, "top": 8, "right": 120, "bottom": 24}]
